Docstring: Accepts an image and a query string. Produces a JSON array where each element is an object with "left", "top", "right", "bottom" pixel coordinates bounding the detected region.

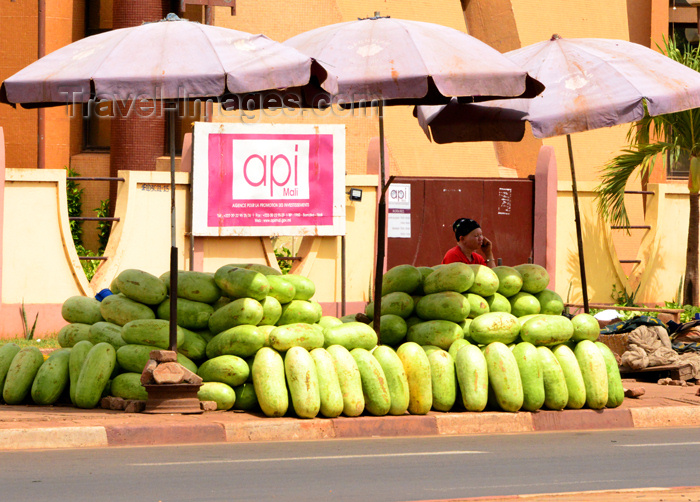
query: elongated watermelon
[
  {"left": 351, "top": 348, "right": 391, "bottom": 416},
  {"left": 285, "top": 347, "right": 320, "bottom": 419},
  {"left": 537, "top": 346, "right": 568, "bottom": 410},
  {"left": 252, "top": 347, "right": 288, "bottom": 417},
  {"left": 428, "top": 349, "right": 456, "bottom": 412},
  {"left": 0, "top": 343, "right": 22, "bottom": 396},
  {"left": 371, "top": 346, "right": 410, "bottom": 416},
  {"left": 552, "top": 344, "right": 586, "bottom": 409},
  {"left": 74, "top": 342, "right": 116, "bottom": 409},
  {"left": 595, "top": 342, "right": 624, "bottom": 408},
  {"left": 326, "top": 344, "right": 364, "bottom": 417},
  {"left": 512, "top": 342, "right": 545, "bottom": 412},
  {"left": 396, "top": 342, "right": 432, "bottom": 415},
  {"left": 309, "top": 348, "right": 344, "bottom": 418},
  {"left": 575, "top": 340, "right": 609, "bottom": 409},
  {"left": 31, "top": 348, "right": 71, "bottom": 405},
  {"left": 483, "top": 342, "right": 523, "bottom": 412},
  {"left": 454, "top": 344, "right": 488, "bottom": 412},
  {"left": 3, "top": 347, "right": 44, "bottom": 404}
]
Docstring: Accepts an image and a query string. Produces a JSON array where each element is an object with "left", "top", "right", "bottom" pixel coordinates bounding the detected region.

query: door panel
[{"left": 387, "top": 177, "right": 534, "bottom": 268}]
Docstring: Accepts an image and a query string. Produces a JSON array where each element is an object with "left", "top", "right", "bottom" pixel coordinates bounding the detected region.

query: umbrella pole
[
  {"left": 373, "top": 100, "right": 387, "bottom": 334},
  {"left": 567, "top": 134, "right": 589, "bottom": 313},
  {"left": 168, "top": 102, "right": 179, "bottom": 352}
]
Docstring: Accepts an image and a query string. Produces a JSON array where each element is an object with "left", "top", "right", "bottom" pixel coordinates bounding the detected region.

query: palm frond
[
  {"left": 595, "top": 142, "right": 671, "bottom": 229},
  {"left": 596, "top": 35, "right": 700, "bottom": 229}
]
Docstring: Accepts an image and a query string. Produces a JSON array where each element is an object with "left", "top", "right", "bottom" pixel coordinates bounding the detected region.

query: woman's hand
[
  {"left": 480, "top": 237, "right": 495, "bottom": 267},
  {"left": 480, "top": 236, "right": 493, "bottom": 256}
]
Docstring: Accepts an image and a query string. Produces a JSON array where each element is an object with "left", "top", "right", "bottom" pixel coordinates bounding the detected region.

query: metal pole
[
  {"left": 191, "top": 3, "right": 213, "bottom": 270},
  {"left": 567, "top": 134, "right": 589, "bottom": 313},
  {"left": 169, "top": 103, "right": 179, "bottom": 351},
  {"left": 203, "top": 5, "right": 214, "bottom": 123},
  {"left": 340, "top": 235, "right": 346, "bottom": 316},
  {"left": 373, "top": 101, "right": 386, "bottom": 334},
  {"left": 341, "top": 235, "right": 346, "bottom": 316}
]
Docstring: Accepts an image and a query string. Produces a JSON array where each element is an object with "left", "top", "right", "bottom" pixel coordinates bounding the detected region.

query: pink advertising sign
[{"left": 192, "top": 123, "right": 346, "bottom": 237}]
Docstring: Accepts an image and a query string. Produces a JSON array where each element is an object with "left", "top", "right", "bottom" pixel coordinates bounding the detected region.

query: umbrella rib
[
  {"left": 194, "top": 22, "right": 230, "bottom": 95},
  {"left": 88, "top": 27, "right": 142, "bottom": 98},
  {"left": 302, "top": 29, "right": 343, "bottom": 74},
  {"left": 394, "top": 21, "right": 431, "bottom": 93}
]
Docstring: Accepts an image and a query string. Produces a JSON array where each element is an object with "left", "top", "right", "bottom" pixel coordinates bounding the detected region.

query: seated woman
[{"left": 442, "top": 218, "right": 495, "bottom": 268}]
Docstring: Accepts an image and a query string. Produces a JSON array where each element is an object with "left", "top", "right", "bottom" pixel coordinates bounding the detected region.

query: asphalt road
[{"left": 0, "top": 428, "right": 698, "bottom": 502}]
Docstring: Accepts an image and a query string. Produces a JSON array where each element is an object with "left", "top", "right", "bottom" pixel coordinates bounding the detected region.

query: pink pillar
[
  {"left": 533, "top": 145, "right": 557, "bottom": 289},
  {"left": 0, "top": 127, "right": 5, "bottom": 302}
]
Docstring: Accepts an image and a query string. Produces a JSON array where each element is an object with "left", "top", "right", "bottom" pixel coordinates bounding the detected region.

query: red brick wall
[
  {"left": 108, "top": 0, "right": 170, "bottom": 208},
  {"left": 112, "top": 0, "right": 170, "bottom": 29}
]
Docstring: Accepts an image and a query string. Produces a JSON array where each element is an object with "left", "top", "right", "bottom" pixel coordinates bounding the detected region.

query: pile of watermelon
[
  {"left": 366, "top": 262, "right": 623, "bottom": 412},
  {"left": 0, "top": 261, "right": 624, "bottom": 417}
]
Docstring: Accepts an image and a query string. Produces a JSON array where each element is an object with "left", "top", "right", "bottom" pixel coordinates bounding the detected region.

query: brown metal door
[{"left": 386, "top": 177, "right": 534, "bottom": 268}]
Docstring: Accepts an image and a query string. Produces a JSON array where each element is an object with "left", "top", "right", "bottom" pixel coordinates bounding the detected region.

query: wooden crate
[{"left": 598, "top": 333, "right": 629, "bottom": 358}]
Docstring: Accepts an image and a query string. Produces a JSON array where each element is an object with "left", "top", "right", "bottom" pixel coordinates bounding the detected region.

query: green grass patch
[{"left": 0, "top": 335, "right": 60, "bottom": 349}]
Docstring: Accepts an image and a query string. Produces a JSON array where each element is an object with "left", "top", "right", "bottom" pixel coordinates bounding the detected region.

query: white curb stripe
[
  {"left": 0, "top": 427, "right": 108, "bottom": 450},
  {"left": 132, "top": 450, "right": 486, "bottom": 466}
]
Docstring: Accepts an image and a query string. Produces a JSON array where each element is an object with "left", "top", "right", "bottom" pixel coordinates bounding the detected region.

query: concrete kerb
[
  {"left": 419, "top": 486, "right": 700, "bottom": 502},
  {"left": 0, "top": 426, "right": 108, "bottom": 450},
  {"left": 0, "top": 404, "right": 698, "bottom": 450},
  {"left": 630, "top": 405, "right": 700, "bottom": 428}
]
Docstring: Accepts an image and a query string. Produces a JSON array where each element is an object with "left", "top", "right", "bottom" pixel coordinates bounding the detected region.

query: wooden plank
[{"left": 619, "top": 363, "right": 693, "bottom": 381}]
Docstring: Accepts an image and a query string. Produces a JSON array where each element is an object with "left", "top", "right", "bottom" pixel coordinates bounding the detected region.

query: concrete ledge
[
  {"left": 630, "top": 406, "right": 700, "bottom": 428},
  {"left": 0, "top": 426, "right": 108, "bottom": 450},
  {"left": 224, "top": 418, "right": 335, "bottom": 443},
  {"left": 532, "top": 408, "right": 634, "bottom": 431},
  {"left": 435, "top": 411, "right": 534, "bottom": 435},
  {"left": 2, "top": 399, "right": 700, "bottom": 451},
  {"left": 105, "top": 423, "right": 226, "bottom": 446},
  {"left": 333, "top": 414, "right": 438, "bottom": 438}
]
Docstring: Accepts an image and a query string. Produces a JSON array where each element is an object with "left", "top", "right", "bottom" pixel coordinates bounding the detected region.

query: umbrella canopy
[
  {"left": 284, "top": 15, "right": 543, "bottom": 105},
  {"left": 1, "top": 14, "right": 329, "bottom": 351},
  {"left": 283, "top": 15, "right": 544, "bottom": 332},
  {"left": 1, "top": 13, "right": 330, "bottom": 106},
  {"left": 417, "top": 35, "right": 700, "bottom": 142},
  {"left": 416, "top": 35, "right": 700, "bottom": 312}
]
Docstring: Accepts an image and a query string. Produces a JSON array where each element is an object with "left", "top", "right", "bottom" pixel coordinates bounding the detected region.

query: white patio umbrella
[
  {"left": 1, "top": 14, "right": 333, "bottom": 349},
  {"left": 417, "top": 35, "right": 700, "bottom": 311},
  {"left": 283, "top": 14, "right": 543, "bottom": 332}
]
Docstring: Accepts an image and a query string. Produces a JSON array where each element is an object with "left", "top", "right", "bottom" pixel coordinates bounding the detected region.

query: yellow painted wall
[
  {"left": 554, "top": 180, "right": 694, "bottom": 306},
  {"left": 555, "top": 180, "right": 626, "bottom": 304},
  {"left": 85, "top": 170, "right": 379, "bottom": 307},
  {"left": 4, "top": 168, "right": 688, "bottom": 310},
  {"left": 289, "top": 175, "right": 379, "bottom": 305},
  {"left": 90, "top": 170, "right": 190, "bottom": 290},
  {"left": 2, "top": 169, "right": 90, "bottom": 302},
  {"left": 631, "top": 183, "right": 695, "bottom": 304}
]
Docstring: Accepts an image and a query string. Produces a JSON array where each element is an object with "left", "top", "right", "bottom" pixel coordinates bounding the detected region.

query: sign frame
[
  {"left": 191, "top": 122, "right": 346, "bottom": 237},
  {"left": 387, "top": 182, "right": 411, "bottom": 238}
]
